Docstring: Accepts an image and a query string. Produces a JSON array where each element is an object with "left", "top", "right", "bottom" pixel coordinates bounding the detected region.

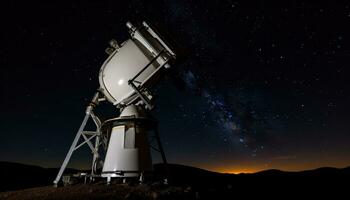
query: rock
[
  {"left": 184, "top": 186, "right": 192, "bottom": 193},
  {"left": 150, "top": 191, "right": 159, "bottom": 199}
]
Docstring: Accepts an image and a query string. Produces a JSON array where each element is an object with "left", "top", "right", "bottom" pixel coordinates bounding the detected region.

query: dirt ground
[{"left": 0, "top": 182, "right": 192, "bottom": 200}]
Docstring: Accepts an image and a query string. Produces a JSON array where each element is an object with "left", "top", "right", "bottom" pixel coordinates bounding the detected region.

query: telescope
[{"left": 53, "top": 21, "right": 176, "bottom": 185}]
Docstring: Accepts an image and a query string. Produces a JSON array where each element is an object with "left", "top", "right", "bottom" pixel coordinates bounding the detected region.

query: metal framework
[{"left": 53, "top": 92, "right": 107, "bottom": 186}]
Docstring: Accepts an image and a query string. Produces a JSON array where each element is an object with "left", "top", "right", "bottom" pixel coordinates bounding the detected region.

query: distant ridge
[
  {"left": 1, "top": 161, "right": 349, "bottom": 192},
  {"left": 0, "top": 161, "right": 79, "bottom": 192}
]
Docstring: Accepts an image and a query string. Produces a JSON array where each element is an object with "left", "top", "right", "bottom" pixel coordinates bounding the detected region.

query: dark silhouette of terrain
[
  {"left": 0, "top": 162, "right": 79, "bottom": 192},
  {"left": 0, "top": 161, "right": 349, "bottom": 199}
]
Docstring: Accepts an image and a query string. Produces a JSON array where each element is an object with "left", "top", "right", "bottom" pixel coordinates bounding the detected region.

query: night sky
[{"left": 1, "top": 1, "right": 350, "bottom": 173}]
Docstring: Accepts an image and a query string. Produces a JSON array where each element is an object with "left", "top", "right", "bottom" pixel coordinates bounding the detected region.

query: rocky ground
[{"left": 0, "top": 181, "right": 197, "bottom": 200}]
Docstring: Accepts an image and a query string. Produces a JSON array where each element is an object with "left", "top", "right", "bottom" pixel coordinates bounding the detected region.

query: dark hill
[
  {"left": 0, "top": 161, "right": 79, "bottom": 192},
  {"left": 0, "top": 162, "right": 349, "bottom": 199}
]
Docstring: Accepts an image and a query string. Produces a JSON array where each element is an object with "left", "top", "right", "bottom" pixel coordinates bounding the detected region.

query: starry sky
[{"left": 1, "top": 1, "right": 350, "bottom": 173}]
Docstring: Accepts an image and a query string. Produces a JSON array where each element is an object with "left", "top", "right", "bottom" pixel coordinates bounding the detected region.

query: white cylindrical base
[{"left": 102, "top": 105, "right": 153, "bottom": 178}]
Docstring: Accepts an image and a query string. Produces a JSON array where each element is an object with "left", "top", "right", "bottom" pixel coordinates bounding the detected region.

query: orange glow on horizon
[
  {"left": 220, "top": 169, "right": 257, "bottom": 174},
  {"left": 215, "top": 166, "right": 267, "bottom": 174},
  {"left": 207, "top": 159, "right": 350, "bottom": 174},
  {"left": 211, "top": 165, "right": 267, "bottom": 174}
]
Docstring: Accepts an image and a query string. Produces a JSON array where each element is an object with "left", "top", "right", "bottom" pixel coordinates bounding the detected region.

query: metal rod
[
  {"left": 81, "top": 133, "right": 100, "bottom": 156},
  {"left": 129, "top": 50, "right": 165, "bottom": 83},
  {"left": 53, "top": 112, "right": 90, "bottom": 185},
  {"left": 150, "top": 145, "right": 160, "bottom": 152},
  {"left": 92, "top": 135, "right": 100, "bottom": 175},
  {"left": 154, "top": 128, "right": 169, "bottom": 183},
  {"left": 74, "top": 134, "right": 97, "bottom": 150},
  {"left": 90, "top": 111, "right": 101, "bottom": 128},
  {"left": 129, "top": 81, "right": 153, "bottom": 109},
  {"left": 82, "top": 131, "right": 98, "bottom": 136},
  {"left": 154, "top": 129, "right": 168, "bottom": 165}
]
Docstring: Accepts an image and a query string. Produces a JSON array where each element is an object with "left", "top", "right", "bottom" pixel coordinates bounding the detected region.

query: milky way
[
  {"left": 1, "top": 1, "right": 350, "bottom": 171},
  {"left": 180, "top": 69, "right": 269, "bottom": 157}
]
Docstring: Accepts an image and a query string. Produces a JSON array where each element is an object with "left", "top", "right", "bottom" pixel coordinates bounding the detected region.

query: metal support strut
[
  {"left": 53, "top": 92, "right": 102, "bottom": 186},
  {"left": 148, "top": 127, "right": 169, "bottom": 184}
]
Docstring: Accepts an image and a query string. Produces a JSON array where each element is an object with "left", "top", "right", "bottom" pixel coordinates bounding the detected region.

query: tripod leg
[
  {"left": 91, "top": 135, "right": 100, "bottom": 175},
  {"left": 154, "top": 129, "right": 167, "bottom": 165},
  {"left": 53, "top": 92, "right": 100, "bottom": 186},
  {"left": 154, "top": 129, "right": 168, "bottom": 184},
  {"left": 53, "top": 113, "right": 90, "bottom": 186}
]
